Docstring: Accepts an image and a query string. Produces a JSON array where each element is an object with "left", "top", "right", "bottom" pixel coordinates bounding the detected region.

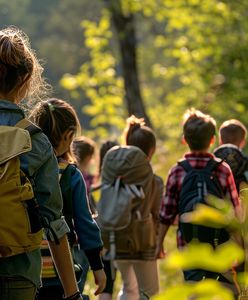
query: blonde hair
[{"left": 0, "top": 26, "right": 49, "bottom": 103}]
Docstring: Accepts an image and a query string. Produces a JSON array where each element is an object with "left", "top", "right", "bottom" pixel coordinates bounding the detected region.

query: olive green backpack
[
  {"left": 97, "top": 145, "right": 158, "bottom": 259},
  {"left": 0, "top": 118, "right": 43, "bottom": 257}
]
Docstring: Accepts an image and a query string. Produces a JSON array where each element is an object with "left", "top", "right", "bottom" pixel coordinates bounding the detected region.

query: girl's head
[
  {"left": 122, "top": 115, "right": 156, "bottom": 160},
  {"left": 71, "top": 136, "right": 96, "bottom": 172},
  {"left": 0, "top": 26, "right": 46, "bottom": 103},
  {"left": 31, "top": 98, "right": 80, "bottom": 157}
]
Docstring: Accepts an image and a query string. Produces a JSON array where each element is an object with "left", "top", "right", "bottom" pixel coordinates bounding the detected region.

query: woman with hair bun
[{"left": 0, "top": 27, "right": 83, "bottom": 300}]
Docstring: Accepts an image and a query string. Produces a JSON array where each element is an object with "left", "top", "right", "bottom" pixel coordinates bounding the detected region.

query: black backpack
[
  {"left": 214, "top": 145, "right": 248, "bottom": 190},
  {"left": 59, "top": 162, "right": 78, "bottom": 247},
  {"left": 178, "top": 158, "right": 230, "bottom": 247}
]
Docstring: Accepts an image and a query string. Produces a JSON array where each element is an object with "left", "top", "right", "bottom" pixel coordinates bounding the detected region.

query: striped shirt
[{"left": 159, "top": 152, "right": 240, "bottom": 248}]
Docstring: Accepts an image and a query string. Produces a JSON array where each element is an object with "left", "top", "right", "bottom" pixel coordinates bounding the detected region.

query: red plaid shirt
[{"left": 159, "top": 152, "right": 240, "bottom": 248}]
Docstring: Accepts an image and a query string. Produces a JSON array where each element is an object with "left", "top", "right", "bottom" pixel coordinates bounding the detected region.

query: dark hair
[
  {"left": 219, "top": 119, "right": 247, "bottom": 146},
  {"left": 122, "top": 115, "right": 156, "bottom": 157},
  {"left": 99, "top": 140, "right": 119, "bottom": 173},
  {"left": 31, "top": 98, "right": 80, "bottom": 149},
  {"left": 183, "top": 108, "right": 216, "bottom": 151},
  {"left": 71, "top": 136, "right": 95, "bottom": 165},
  {"left": 0, "top": 26, "right": 48, "bottom": 101}
]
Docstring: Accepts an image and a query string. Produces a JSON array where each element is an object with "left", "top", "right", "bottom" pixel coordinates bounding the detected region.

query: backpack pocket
[
  {"left": 97, "top": 181, "right": 133, "bottom": 230},
  {"left": 102, "top": 213, "right": 156, "bottom": 255},
  {"left": 131, "top": 213, "right": 156, "bottom": 252},
  {"left": 0, "top": 178, "right": 42, "bottom": 257}
]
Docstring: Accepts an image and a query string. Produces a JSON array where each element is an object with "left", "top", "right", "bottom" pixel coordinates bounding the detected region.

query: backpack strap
[
  {"left": 178, "top": 158, "right": 223, "bottom": 173},
  {"left": 178, "top": 159, "right": 193, "bottom": 172},
  {"left": 59, "top": 162, "right": 77, "bottom": 247},
  {"left": 15, "top": 118, "right": 41, "bottom": 136},
  {"left": 205, "top": 158, "right": 223, "bottom": 172}
]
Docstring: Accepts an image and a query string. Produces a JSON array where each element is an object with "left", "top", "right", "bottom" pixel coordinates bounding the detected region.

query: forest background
[{"left": 1, "top": 0, "right": 248, "bottom": 298}]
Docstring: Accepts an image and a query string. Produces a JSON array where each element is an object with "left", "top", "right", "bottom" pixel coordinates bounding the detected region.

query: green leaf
[
  {"left": 163, "top": 241, "right": 244, "bottom": 272},
  {"left": 154, "top": 279, "right": 234, "bottom": 300}
]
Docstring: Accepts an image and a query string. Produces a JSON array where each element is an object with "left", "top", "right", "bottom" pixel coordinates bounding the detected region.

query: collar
[
  {"left": 0, "top": 99, "right": 24, "bottom": 117},
  {"left": 184, "top": 152, "right": 214, "bottom": 160},
  {"left": 215, "top": 143, "right": 240, "bottom": 151}
]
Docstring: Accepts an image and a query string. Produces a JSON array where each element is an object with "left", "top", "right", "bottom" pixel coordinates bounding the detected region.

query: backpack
[
  {"left": 214, "top": 145, "right": 248, "bottom": 190},
  {"left": 97, "top": 145, "right": 157, "bottom": 259},
  {"left": 41, "top": 162, "right": 83, "bottom": 283},
  {"left": 0, "top": 118, "right": 43, "bottom": 257},
  {"left": 178, "top": 158, "right": 230, "bottom": 247}
]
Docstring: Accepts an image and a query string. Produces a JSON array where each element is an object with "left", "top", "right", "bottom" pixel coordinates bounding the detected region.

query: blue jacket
[{"left": 59, "top": 161, "right": 103, "bottom": 270}]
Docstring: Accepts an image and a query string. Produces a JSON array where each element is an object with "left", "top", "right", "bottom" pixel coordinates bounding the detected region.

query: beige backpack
[
  {"left": 0, "top": 118, "right": 43, "bottom": 257},
  {"left": 97, "top": 145, "right": 157, "bottom": 258}
]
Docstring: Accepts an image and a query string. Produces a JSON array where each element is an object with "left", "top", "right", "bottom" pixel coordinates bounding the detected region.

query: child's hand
[
  {"left": 158, "top": 247, "right": 166, "bottom": 259},
  {"left": 93, "top": 269, "right": 107, "bottom": 296},
  {"left": 155, "top": 243, "right": 166, "bottom": 259}
]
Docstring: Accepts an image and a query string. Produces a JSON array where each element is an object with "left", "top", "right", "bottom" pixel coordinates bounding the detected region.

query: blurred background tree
[{"left": 2, "top": 0, "right": 248, "bottom": 161}]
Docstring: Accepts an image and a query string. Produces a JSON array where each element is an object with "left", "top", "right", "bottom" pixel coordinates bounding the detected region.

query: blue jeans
[{"left": 0, "top": 277, "right": 36, "bottom": 300}]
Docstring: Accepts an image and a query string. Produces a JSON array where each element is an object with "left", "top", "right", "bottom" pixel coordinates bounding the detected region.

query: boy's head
[
  {"left": 183, "top": 108, "right": 216, "bottom": 151},
  {"left": 219, "top": 119, "right": 247, "bottom": 148}
]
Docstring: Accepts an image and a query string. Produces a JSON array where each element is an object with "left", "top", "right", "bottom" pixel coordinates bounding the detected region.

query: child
[
  {"left": 31, "top": 98, "right": 106, "bottom": 299},
  {"left": 71, "top": 136, "right": 97, "bottom": 292},
  {"left": 97, "top": 140, "right": 119, "bottom": 300},
  {"left": 71, "top": 136, "right": 97, "bottom": 216},
  {"left": 156, "top": 109, "right": 240, "bottom": 285},
  {"left": 109, "top": 115, "right": 164, "bottom": 300},
  {"left": 0, "top": 27, "right": 82, "bottom": 300},
  {"left": 214, "top": 119, "right": 248, "bottom": 191}
]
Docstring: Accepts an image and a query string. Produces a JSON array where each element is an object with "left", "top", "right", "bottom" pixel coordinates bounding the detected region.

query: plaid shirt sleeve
[{"left": 159, "top": 165, "right": 184, "bottom": 225}]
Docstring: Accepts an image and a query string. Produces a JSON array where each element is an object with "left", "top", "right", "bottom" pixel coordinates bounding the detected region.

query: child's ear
[
  {"left": 181, "top": 135, "right": 187, "bottom": 145},
  {"left": 240, "top": 139, "right": 246, "bottom": 149},
  {"left": 64, "top": 129, "right": 74, "bottom": 141},
  {"left": 210, "top": 136, "right": 215, "bottom": 145},
  {"left": 147, "top": 147, "right": 155, "bottom": 161}
]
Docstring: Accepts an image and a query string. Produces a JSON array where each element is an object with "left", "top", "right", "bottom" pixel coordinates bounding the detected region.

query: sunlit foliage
[{"left": 61, "top": 10, "right": 126, "bottom": 139}]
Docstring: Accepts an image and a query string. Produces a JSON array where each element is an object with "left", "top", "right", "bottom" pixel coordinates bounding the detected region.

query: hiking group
[{"left": 0, "top": 26, "right": 247, "bottom": 300}]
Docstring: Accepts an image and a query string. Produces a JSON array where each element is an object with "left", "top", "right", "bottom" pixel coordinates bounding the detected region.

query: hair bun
[
  {"left": 0, "top": 33, "right": 23, "bottom": 67},
  {"left": 127, "top": 115, "right": 145, "bottom": 128}
]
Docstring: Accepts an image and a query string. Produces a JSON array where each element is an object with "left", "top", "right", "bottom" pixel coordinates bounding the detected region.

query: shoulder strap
[
  {"left": 178, "top": 158, "right": 223, "bottom": 173},
  {"left": 59, "top": 163, "right": 77, "bottom": 187},
  {"left": 205, "top": 158, "right": 223, "bottom": 172},
  {"left": 59, "top": 163, "right": 77, "bottom": 246},
  {"left": 15, "top": 118, "right": 41, "bottom": 136},
  {"left": 178, "top": 159, "right": 193, "bottom": 172}
]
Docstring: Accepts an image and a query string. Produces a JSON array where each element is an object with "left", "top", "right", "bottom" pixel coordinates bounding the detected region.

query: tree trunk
[{"left": 104, "top": 0, "right": 152, "bottom": 127}]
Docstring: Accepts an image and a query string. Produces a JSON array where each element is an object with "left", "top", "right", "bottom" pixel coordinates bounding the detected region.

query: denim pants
[{"left": 0, "top": 277, "right": 36, "bottom": 300}]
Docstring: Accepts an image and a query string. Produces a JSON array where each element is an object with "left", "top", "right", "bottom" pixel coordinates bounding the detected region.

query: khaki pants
[{"left": 116, "top": 260, "right": 159, "bottom": 300}]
